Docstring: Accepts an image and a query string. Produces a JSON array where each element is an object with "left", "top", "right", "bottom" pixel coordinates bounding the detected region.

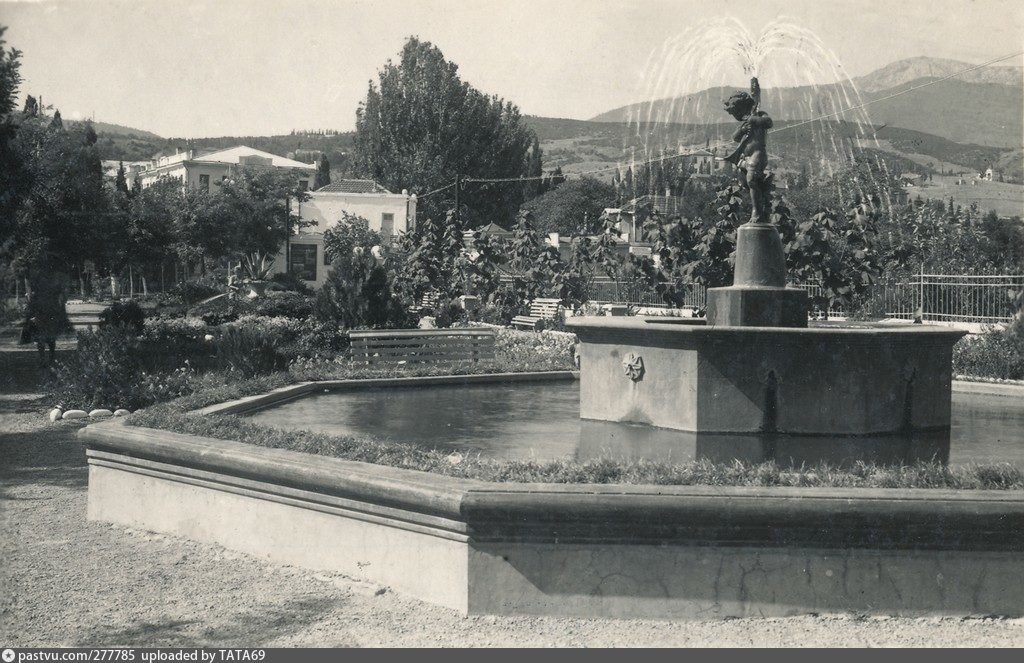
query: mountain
[
  {"left": 589, "top": 57, "right": 1023, "bottom": 148},
  {"left": 852, "top": 56, "right": 1022, "bottom": 93}
]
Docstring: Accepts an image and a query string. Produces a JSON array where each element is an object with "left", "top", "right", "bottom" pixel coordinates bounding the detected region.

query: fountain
[{"left": 569, "top": 46, "right": 965, "bottom": 463}]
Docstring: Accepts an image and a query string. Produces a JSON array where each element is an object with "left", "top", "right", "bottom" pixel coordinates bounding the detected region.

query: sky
[{"left": 2, "top": 0, "right": 1022, "bottom": 138}]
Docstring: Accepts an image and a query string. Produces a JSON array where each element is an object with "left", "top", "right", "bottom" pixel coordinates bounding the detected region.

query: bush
[
  {"left": 100, "top": 300, "right": 146, "bottom": 335},
  {"left": 270, "top": 271, "right": 313, "bottom": 295},
  {"left": 953, "top": 316, "right": 1024, "bottom": 380},
  {"left": 213, "top": 321, "right": 289, "bottom": 376},
  {"left": 140, "top": 316, "right": 214, "bottom": 370},
  {"left": 168, "top": 281, "right": 221, "bottom": 305},
  {"left": 47, "top": 327, "right": 144, "bottom": 410},
  {"left": 316, "top": 253, "right": 411, "bottom": 330},
  {"left": 493, "top": 328, "right": 576, "bottom": 371},
  {"left": 249, "top": 291, "right": 316, "bottom": 319}
]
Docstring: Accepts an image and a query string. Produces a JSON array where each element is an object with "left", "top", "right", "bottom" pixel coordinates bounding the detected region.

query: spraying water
[{"left": 623, "top": 16, "right": 894, "bottom": 213}]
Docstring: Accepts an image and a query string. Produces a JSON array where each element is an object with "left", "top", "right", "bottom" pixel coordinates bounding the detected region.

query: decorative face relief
[{"left": 622, "top": 353, "right": 645, "bottom": 381}]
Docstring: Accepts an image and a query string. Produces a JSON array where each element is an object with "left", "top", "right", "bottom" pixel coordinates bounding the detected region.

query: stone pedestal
[
  {"left": 706, "top": 222, "right": 808, "bottom": 328},
  {"left": 565, "top": 317, "right": 966, "bottom": 465}
]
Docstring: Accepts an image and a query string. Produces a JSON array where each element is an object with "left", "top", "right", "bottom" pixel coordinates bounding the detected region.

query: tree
[
  {"left": 317, "top": 250, "right": 408, "bottom": 330},
  {"left": 353, "top": 37, "right": 536, "bottom": 226},
  {"left": 216, "top": 168, "right": 311, "bottom": 281},
  {"left": 313, "top": 154, "right": 331, "bottom": 189},
  {"left": 114, "top": 161, "right": 129, "bottom": 196},
  {"left": 322, "top": 212, "right": 382, "bottom": 264},
  {"left": 518, "top": 177, "right": 616, "bottom": 236}
]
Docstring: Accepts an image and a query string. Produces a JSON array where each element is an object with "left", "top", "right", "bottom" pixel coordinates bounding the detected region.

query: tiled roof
[{"left": 316, "top": 179, "right": 392, "bottom": 194}]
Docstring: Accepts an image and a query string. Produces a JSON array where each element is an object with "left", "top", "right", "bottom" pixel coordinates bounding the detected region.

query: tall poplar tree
[{"left": 353, "top": 37, "right": 536, "bottom": 227}]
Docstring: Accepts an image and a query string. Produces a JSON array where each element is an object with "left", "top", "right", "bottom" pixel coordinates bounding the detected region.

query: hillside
[{"left": 589, "top": 56, "right": 1023, "bottom": 149}]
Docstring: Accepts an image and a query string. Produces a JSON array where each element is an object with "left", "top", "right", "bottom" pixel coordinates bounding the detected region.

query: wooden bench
[
  {"left": 511, "top": 298, "right": 562, "bottom": 330},
  {"left": 349, "top": 327, "right": 495, "bottom": 366}
]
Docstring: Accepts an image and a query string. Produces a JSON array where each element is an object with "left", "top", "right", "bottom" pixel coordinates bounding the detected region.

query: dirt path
[{"left": 3, "top": 386, "right": 1024, "bottom": 647}]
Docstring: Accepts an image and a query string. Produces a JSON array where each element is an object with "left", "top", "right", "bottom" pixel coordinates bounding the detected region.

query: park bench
[
  {"left": 511, "top": 298, "right": 562, "bottom": 330},
  {"left": 349, "top": 327, "right": 495, "bottom": 366}
]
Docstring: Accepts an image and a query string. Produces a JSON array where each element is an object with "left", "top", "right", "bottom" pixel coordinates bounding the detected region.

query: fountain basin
[
  {"left": 81, "top": 402, "right": 1024, "bottom": 619},
  {"left": 567, "top": 317, "right": 966, "bottom": 460}
]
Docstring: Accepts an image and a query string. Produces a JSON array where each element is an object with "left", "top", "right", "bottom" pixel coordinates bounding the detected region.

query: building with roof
[
  {"left": 277, "top": 179, "right": 418, "bottom": 287},
  {"left": 134, "top": 145, "right": 317, "bottom": 192}
]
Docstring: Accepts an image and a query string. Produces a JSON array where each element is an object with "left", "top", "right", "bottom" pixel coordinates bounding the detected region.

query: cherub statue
[{"left": 722, "top": 77, "right": 773, "bottom": 224}]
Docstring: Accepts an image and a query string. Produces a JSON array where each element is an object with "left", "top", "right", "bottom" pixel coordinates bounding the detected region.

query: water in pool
[{"left": 244, "top": 381, "right": 1024, "bottom": 467}]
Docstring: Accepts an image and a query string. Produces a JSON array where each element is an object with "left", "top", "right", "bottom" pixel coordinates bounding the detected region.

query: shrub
[
  {"left": 140, "top": 316, "right": 213, "bottom": 370},
  {"left": 100, "top": 300, "right": 146, "bottom": 335},
  {"left": 953, "top": 316, "right": 1024, "bottom": 380},
  {"left": 47, "top": 326, "right": 145, "bottom": 410},
  {"left": 169, "top": 281, "right": 221, "bottom": 305},
  {"left": 316, "top": 253, "right": 411, "bottom": 330},
  {"left": 270, "top": 271, "right": 313, "bottom": 295},
  {"left": 250, "top": 291, "right": 316, "bottom": 319},
  {"left": 213, "top": 323, "right": 289, "bottom": 376},
  {"left": 493, "top": 328, "right": 576, "bottom": 371}
]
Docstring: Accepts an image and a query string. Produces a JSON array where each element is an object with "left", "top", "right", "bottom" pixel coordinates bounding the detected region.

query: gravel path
[{"left": 3, "top": 386, "right": 1024, "bottom": 647}]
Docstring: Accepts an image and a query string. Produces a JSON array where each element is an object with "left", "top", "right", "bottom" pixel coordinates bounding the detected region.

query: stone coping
[
  {"left": 568, "top": 315, "right": 967, "bottom": 339},
  {"left": 80, "top": 420, "right": 1024, "bottom": 552},
  {"left": 195, "top": 370, "right": 580, "bottom": 416},
  {"left": 953, "top": 380, "right": 1024, "bottom": 399}
]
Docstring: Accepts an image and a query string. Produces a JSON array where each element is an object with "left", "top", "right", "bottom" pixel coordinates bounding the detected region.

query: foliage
[
  {"left": 46, "top": 326, "right": 144, "bottom": 410},
  {"left": 953, "top": 317, "right": 1024, "bottom": 380},
  {"left": 322, "top": 212, "right": 382, "bottom": 264},
  {"left": 316, "top": 252, "right": 410, "bottom": 330},
  {"left": 168, "top": 280, "right": 221, "bottom": 305},
  {"left": 313, "top": 154, "right": 331, "bottom": 189},
  {"left": 519, "top": 177, "right": 616, "bottom": 236},
  {"left": 353, "top": 37, "right": 537, "bottom": 225},
  {"left": 208, "top": 168, "right": 312, "bottom": 279},
  {"left": 99, "top": 299, "right": 146, "bottom": 335},
  {"left": 213, "top": 322, "right": 289, "bottom": 376},
  {"left": 270, "top": 271, "right": 313, "bottom": 294}
]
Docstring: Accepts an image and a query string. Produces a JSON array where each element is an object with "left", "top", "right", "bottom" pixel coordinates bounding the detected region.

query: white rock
[
  {"left": 89, "top": 409, "right": 114, "bottom": 419},
  {"left": 113, "top": 409, "right": 131, "bottom": 417},
  {"left": 62, "top": 409, "right": 88, "bottom": 420},
  {"left": 48, "top": 408, "right": 63, "bottom": 422}
]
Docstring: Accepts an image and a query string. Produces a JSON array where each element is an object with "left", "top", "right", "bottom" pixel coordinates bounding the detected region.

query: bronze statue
[{"left": 723, "top": 77, "right": 773, "bottom": 224}]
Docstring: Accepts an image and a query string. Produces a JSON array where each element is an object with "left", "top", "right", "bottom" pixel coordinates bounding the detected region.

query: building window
[
  {"left": 290, "top": 244, "right": 318, "bottom": 282},
  {"left": 381, "top": 212, "right": 395, "bottom": 236},
  {"left": 199, "top": 174, "right": 210, "bottom": 192}
]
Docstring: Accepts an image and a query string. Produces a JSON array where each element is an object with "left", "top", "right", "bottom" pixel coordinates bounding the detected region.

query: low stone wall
[{"left": 81, "top": 376, "right": 1024, "bottom": 617}]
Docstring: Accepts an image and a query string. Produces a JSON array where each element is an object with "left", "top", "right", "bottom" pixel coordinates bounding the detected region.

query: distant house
[
  {"left": 134, "top": 145, "right": 317, "bottom": 192},
  {"left": 277, "top": 179, "right": 418, "bottom": 287},
  {"left": 604, "top": 195, "right": 685, "bottom": 252},
  {"left": 463, "top": 222, "right": 513, "bottom": 247},
  {"left": 899, "top": 172, "right": 924, "bottom": 187}
]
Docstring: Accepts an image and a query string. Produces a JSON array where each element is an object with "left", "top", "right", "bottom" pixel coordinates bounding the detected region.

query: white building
[
  {"left": 134, "top": 145, "right": 317, "bottom": 192},
  {"left": 276, "top": 179, "right": 418, "bottom": 287}
]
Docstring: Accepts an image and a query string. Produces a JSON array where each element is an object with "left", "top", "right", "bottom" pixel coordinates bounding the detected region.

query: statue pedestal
[
  {"left": 706, "top": 222, "right": 807, "bottom": 327},
  {"left": 706, "top": 286, "right": 808, "bottom": 327}
]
